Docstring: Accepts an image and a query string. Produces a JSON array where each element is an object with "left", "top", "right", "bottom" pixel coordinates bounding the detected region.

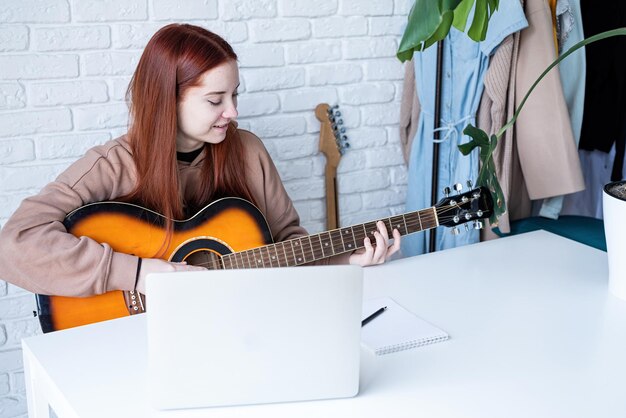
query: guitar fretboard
[{"left": 219, "top": 207, "right": 438, "bottom": 269}]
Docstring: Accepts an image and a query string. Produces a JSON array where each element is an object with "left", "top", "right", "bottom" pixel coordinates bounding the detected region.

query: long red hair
[{"left": 124, "top": 24, "right": 255, "bottom": 224}]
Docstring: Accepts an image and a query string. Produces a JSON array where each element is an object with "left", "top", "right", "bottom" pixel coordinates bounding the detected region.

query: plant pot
[{"left": 603, "top": 180, "right": 626, "bottom": 300}]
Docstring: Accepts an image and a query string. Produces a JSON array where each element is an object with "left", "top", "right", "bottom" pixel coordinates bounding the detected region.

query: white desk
[{"left": 22, "top": 231, "right": 626, "bottom": 418}]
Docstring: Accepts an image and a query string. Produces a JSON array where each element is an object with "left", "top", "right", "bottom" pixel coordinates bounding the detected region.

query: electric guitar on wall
[
  {"left": 35, "top": 186, "right": 493, "bottom": 332},
  {"left": 316, "top": 103, "right": 349, "bottom": 230}
]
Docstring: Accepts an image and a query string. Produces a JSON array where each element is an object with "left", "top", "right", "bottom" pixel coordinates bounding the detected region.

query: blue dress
[{"left": 403, "top": 1, "right": 528, "bottom": 256}]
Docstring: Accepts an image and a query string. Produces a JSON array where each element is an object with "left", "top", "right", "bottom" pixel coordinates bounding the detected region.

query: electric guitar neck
[{"left": 316, "top": 103, "right": 349, "bottom": 230}]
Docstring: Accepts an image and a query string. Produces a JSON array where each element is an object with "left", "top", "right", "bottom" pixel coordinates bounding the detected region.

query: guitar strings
[
  {"left": 187, "top": 217, "right": 465, "bottom": 269},
  {"left": 183, "top": 199, "right": 485, "bottom": 269}
]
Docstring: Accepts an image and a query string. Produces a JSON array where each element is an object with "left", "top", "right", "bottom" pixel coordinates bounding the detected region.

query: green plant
[
  {"left": 397, "top": 2, "right": 626, "bottom": 225},
  {"left": 397, "top": 0, "right": 500, "bottom": 62}
]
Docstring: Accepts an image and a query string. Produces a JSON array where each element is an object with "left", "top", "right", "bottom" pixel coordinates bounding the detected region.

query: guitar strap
[{"left": 124, "top": 290, "right": 146, "bottom": 315}]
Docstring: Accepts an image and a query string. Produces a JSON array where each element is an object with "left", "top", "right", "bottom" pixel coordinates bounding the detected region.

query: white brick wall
[{"left": 0, "top": 1, "right": 410, "bottom": 415}]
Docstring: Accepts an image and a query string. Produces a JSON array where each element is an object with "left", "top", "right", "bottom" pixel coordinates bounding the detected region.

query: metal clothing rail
[{"left": 429, "top": 40, "right": 444, "bottom": 253}]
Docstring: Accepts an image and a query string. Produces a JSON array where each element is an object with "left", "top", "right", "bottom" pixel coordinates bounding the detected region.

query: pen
[{"left": 361, "top": 306, "right": 387, "bottom": 327}]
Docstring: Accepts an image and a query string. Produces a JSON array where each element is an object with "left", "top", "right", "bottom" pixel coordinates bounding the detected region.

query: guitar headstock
[
  {"left": 435, "top": 184, "right": 494, "bottom": 233},
  {"left": 315, "top": 103, "right": 349, "bottom": 168}
]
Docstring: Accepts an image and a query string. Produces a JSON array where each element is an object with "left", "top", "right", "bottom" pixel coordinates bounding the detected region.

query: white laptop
[{"left": 146, "top": 265, "right": 363, "bottom": 410}]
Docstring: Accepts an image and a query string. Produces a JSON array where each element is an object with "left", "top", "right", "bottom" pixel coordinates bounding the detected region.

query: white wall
[{"left": 0, "top": 1, "right": 410, "bottom": 415}]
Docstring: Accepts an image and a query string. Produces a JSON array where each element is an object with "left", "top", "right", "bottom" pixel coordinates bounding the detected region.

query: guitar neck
[
  {"left": 316, "top": 103, "right": 347, "bottom": 233},
  {"left": 324, "top": 164, "right": 339, "bottom": 230},
  {"left": 220, "top": 206, "right": 438, "bottom": 269}
]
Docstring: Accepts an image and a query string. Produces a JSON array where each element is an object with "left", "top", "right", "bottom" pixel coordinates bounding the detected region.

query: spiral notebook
[{"left": 361, "top": 297, "right": 449, "bottom": 355}]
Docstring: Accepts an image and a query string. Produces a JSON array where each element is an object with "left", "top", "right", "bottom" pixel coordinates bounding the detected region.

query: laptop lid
[{"left": 146, "top": 265, "right": 363, "bottom": 410}]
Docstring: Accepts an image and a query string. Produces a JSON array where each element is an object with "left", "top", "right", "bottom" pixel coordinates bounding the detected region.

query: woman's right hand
[{"left": 135, "top": 258, "right": 207, "bottom": 294}]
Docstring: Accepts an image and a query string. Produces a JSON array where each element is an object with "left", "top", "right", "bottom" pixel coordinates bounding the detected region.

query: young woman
[{"left": 0, "top": 24, "right": 400, "bottom": 299}]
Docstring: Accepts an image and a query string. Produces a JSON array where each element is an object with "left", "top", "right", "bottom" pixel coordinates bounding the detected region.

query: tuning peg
[
  {"left": 335, "top": 111, "right": 342, "bottom": 117},
  {"left": 451, "top": 227, "right": 460, "bottom": 235},
  {"left": 464, "top": 223, "right": 470, "bottom": 231},
  {"left": 473, "top": 220, "right": 484, "bottom": 230},
  {"left": 476, "top": 210, "right": 483, "bottom": 217},
  {"left": 454, "top": 183, "right": 463, "bottom": 194},
  {"left": 332, "top": 104, "right": 339, "bottom": 109},
  {"left": 332, "top": 124, "right": 346, "bottom": 134},
  {"left": 452, "top": 215, "right": 460, "bottom": 224},
  {"left": 443, "top": 186, "right": 451, "bottom": 197},
  {"left": 466, "top": 180, "right": 473, "bottom": 188}
]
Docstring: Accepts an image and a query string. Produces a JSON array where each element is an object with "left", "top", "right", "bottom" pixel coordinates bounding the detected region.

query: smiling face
[{"left": 176, "top": 60, "right": 240, "bottom": 152}]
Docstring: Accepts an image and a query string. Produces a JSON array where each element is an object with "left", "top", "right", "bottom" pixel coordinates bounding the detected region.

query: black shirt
[
  {"left": 579, "top": 1, "right": 626, "bottom": 181},
  {"left": 176, "top": 147, "right": 203, "bottom": 163}
]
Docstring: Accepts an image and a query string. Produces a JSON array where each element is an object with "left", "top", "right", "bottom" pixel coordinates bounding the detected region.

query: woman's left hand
[{"left": 349, "top": 221, "right": 401, "bottom": 266}]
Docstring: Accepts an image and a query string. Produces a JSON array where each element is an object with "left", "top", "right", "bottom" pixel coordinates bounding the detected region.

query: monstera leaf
[
  {"left": 397, "top": 0, "right": 500, "bottom": 62},
  {"left": 458, "top": 125, "right": 503, "bottom": 226}
]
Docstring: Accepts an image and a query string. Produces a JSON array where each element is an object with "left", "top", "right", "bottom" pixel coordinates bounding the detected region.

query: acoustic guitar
[
  {"left": 316, "top": 103, "right": 349, "bottom": 230},
  {"left": 36, "top": 186, "right": 492, "bottom": 332}
]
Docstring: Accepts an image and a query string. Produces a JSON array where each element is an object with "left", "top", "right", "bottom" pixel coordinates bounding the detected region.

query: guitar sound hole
[{"left": 184, "top": 251, "right": 223, "bottom": 270}]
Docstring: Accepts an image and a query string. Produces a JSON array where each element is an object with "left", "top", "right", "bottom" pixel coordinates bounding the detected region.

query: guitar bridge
[{"left": 125, "top": 290, "right": 146, "bottom": 314}]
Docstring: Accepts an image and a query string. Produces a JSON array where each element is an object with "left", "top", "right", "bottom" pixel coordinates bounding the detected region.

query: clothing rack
[{"left": 429, "top": 40, "right": 444, "bottom": 253}]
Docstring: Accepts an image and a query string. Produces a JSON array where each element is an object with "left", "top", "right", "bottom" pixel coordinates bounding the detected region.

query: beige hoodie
[{"left": 0, "top": 129, "right": 350, "bottom": 297}]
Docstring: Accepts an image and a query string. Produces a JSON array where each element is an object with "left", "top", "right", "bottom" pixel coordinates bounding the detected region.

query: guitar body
[{"left": 37, "top": 197, "right": 273, "bottom": 332}]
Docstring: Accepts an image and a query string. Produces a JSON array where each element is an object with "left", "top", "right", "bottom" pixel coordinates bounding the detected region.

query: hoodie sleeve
[{"left": 0, "top": 139, "right": 139, "bottom": 296}]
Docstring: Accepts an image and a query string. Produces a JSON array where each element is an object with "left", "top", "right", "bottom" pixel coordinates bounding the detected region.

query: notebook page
[{"left": 361, "top": 297, "right": 449, "bottom": 355}]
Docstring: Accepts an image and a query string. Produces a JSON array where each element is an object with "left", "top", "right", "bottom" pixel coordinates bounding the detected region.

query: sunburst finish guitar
[{"left": 36, "top": 187, "right": 492, "bottom": 332}]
